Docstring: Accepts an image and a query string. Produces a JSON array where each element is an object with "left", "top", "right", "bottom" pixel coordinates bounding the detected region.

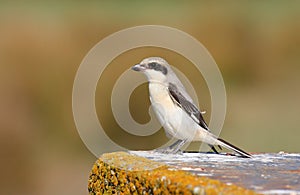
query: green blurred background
[{"left": 1, "top": 1, "right": 300, "bottom": 194}]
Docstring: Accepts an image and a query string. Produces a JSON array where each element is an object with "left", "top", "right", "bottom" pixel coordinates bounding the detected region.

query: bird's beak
[{"left": 131, "top": 64, "right": 144, "bottom": 71}]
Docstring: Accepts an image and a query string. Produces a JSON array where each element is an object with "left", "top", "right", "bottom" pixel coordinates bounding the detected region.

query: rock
[{"left": 88, "top": 151, "right": 258, "bottom": 195}]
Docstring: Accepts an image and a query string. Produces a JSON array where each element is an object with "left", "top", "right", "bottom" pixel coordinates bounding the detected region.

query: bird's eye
[
  {"left": 148, "top": 62, "right": 158, "bottom": 69},
  {"left": 148, "top": 62, "right": 168, "bottom": 75}
]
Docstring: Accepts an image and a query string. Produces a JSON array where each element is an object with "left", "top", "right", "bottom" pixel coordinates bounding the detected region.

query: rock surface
[
  {"left": 88, "top": 151, "right": 260, "bottom": 195},
  {"left": 130, "top": 151, "right": 300, "bottom": 194}
]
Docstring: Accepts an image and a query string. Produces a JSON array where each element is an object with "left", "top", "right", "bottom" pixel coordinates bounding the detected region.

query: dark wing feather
[
  {"left": 168, "top": 83, "right": 209, "bottom": 131},
  {"left": 168, "top": 83, "right": 221, "bottom": 153}
]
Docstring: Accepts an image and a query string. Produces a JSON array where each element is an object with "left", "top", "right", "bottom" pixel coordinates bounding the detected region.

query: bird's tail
[{"left": 215, "top": 138, "right": 251, "bottom": 158}]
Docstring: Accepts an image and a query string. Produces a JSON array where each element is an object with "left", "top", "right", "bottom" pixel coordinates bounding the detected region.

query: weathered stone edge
[{"left": 88, "top": 151, "right": 259, "bottom": 195}]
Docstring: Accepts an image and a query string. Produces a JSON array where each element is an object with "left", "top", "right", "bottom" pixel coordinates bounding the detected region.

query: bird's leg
[
  {"left": 209, "top": 144, "right": 220, "bottom": 154},
  {"left": 154, "top": 139, "right": 188, "bottom": 154},
  {"left": 169, "top": 139, "right": 188, "bottom": 153}
]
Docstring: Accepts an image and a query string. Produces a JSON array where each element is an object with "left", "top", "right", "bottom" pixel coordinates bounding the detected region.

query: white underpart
[{"left": 148, "top": 82, "right": 217, "bottom": 144}]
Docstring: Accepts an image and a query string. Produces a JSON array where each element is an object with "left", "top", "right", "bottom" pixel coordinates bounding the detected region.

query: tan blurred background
[{"left": 1, "top": 1, "right": 300, "bottom": 194}]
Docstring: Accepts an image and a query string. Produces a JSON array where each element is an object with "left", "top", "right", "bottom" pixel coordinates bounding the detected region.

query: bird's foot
[
  {"left": 153, "top": 147, "right": 183, "bottom": 154},
  {"left": 153, "top": 139, "right": 188, "bottom": 154}
]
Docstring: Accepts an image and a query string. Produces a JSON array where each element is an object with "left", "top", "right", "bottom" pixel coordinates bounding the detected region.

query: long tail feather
[{"left": 217, "top": 138, "right": 252, "bottom": 158}]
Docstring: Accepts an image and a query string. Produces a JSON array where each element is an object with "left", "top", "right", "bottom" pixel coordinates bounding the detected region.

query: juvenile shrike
[{"left": 131, "top": 57, "right": 251, "bottom": 158}]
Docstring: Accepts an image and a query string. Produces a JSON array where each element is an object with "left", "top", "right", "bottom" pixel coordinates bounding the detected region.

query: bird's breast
[
  {"left": 148, "top": 83, "right": 175, "bottom": 111},
  {"left": 148, "top": 83, "right": 204, "bottom": 140}
]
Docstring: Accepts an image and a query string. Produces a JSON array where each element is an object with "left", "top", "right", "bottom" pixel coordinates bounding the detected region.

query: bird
[{"left": 131, "top": 57, "right": 251, "bottom": 158}]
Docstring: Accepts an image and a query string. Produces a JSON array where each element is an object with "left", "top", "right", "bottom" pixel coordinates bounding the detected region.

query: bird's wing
[{"left": 168, "top": 82, "right": 209, "bottom": 131}]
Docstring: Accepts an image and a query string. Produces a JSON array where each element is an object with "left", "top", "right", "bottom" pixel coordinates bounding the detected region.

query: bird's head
[{"left": 131, "top": 57, "right": 169, "bottom": 82}]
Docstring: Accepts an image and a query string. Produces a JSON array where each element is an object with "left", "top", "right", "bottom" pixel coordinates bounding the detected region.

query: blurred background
[{"left": 1, "top": 1, "right": 300, "bottom": 194}]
